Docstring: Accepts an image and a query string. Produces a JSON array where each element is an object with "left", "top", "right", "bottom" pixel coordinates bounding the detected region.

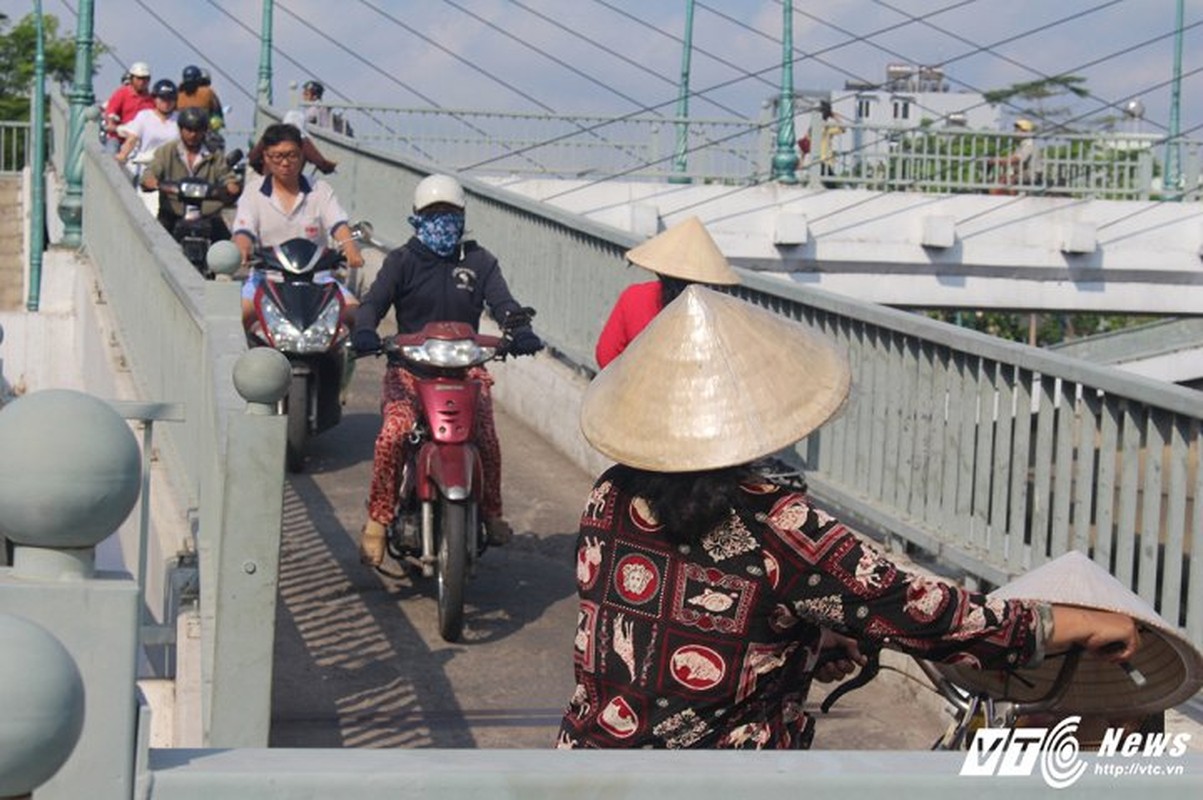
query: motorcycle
[
  {"left": 366, "top": 307, "right": 536, "bottom": 642},
  {"left": 244, "top": 237, "right": 354, "bottom": 472},
  {"left": 159, "top": 149, "right": 244, "bottom": 277}
]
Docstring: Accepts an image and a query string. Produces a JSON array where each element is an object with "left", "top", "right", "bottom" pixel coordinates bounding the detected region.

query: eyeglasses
[{"left": 264, "top": 151, "right": 302, "bottom": 164}]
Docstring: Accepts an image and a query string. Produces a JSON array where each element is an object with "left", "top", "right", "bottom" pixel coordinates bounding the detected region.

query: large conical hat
[
  {"left": 625, "top": 217, "right": 740, "bottom": 286},
  {"left": 937, "top": 550, "right": 1203, "bottom": 715},
  {"left": 580, "top": 285, "right": 849, "bottom": 472}
]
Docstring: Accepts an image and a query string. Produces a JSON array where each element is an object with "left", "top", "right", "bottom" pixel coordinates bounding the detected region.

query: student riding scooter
[{"left": 243, "top": 236, "right": 356, "bottom": 472}]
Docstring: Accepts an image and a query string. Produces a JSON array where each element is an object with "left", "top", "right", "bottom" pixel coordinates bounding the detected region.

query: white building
[{"left": 831, "top": 64, "right": 1000, "bottom": 131}]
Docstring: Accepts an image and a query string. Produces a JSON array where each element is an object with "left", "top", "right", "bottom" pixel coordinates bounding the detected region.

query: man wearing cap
[
  {"left": 558, "top": 286, "right": 1141, "bottom": 749},
  {"left": 991, "top": 118, "right": 1041, "bottom": 191},
  {"left": 140, "top": 107, "right": 241, "bottom": 242},
  {"left": 103, "top": 61, "right": 154, "bottom": 154},
  {"left": 301, "top": 79, "right": 353, "bottom": 137},
  {"left": 595, "top": 216, "right": 739, "bottom": 369}
]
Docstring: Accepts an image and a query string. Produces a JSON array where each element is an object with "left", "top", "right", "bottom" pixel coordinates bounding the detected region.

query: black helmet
[
  {"left": 181, "top": 65, "right": 202, "bottom": 84},
  {"left": 152, "top": 79, "right": 178, "bottom": 99},
  {"left": 302, "top": 80, "right": 324, "bottom": 99},
  {"left": 178, "top": 106, "right": 210, "bottom": 132}
]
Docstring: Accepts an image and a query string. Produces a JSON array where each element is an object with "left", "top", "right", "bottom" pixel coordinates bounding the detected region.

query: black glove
[
  {"left": 352, "top": 328, "right": 381, "bottom": 354},
  {"left": 508, "top": 327, "right": 544, "bottom": 356}
]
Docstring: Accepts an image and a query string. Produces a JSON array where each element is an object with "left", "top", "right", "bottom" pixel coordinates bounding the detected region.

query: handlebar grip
[{"left": 818, "top": 644, "right": 881, "bottom": 714}]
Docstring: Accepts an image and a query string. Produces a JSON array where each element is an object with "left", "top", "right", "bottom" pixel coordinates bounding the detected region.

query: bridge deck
[{"left": 268, "top": 349, "right": 949, "bottom": 749}]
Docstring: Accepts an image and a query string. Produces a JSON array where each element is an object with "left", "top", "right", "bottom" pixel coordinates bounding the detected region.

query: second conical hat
[
  {"left": 580, "top": 285, "right": 849, "bottom": 472},
  {"left": 937, "top": 550, "right": 1203, "bottom": 715},
  {"left": 624, "top": 216, "right": 740, "bottom": 286}
]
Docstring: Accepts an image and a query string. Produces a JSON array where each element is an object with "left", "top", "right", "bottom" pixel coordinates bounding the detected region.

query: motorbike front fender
[{"left": 415, "top": 442, "right": 482, "bottom": 504}]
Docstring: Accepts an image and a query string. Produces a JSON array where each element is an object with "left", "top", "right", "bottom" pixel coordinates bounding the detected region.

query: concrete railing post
[
  {"left": 200, "top": 348, "right": 290, "bottom": 747},
  {"left": 0, "top": 390, "right": 142, "bottom": 800}
]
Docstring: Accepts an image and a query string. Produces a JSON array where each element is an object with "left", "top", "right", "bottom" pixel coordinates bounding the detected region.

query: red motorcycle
[{"left": 374, "top": 308, "right": 534, "bottom": 641}]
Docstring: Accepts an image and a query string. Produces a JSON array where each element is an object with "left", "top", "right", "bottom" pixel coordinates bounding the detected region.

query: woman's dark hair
[
  {"left": 609, "top": 464, "right": 754, "bottom": 545},
  {"left": 659, "top": 275, "right": 691, "bottom": 308},
  {"left": 258, "top": 123, "right": 303, "bottom": 150}
]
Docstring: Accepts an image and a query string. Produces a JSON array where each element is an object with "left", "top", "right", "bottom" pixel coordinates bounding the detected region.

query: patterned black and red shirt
[{"left": 557, "top": 467, "right": 1044, "bottom": 749}]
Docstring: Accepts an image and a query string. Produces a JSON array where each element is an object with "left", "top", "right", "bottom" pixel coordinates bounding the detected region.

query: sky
[{"left": 13, "top": 0, "right": 1203, "bottom": 143}]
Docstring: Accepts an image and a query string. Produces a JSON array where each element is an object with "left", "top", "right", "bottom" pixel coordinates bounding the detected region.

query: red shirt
[
  {"left": 104, "top": 85, "right": 154, "bottom": 141},
  {"left": 595, "top": 281, "right": 663, "bottom": 368}
]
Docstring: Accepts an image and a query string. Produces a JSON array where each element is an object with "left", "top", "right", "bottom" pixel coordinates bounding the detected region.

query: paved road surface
[{"left": 269, "top": 352, "right": 948, "bottom": 750}]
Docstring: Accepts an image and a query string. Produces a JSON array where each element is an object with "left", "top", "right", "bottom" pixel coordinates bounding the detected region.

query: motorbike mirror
[
  {"left": 349, "top": 220, "right": 374, "bottom": 241},
  {"left": 206, "top": 240, "right": 242, "bottom": 277},
  {"left": 225, "top": 148, "right": 244, "bottom": 168}
]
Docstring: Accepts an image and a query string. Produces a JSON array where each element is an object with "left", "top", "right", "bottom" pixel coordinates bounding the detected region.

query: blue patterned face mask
[{"left": 409, "top": 211, "right": 465, "bottom": 257}]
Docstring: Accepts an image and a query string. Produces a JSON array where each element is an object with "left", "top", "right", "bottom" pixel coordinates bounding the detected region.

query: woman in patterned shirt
[{"left": 558, "top": 286, "right": 1139, "bottom": 749}]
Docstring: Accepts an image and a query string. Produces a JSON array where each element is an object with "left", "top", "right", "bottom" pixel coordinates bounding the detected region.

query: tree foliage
[
  {"left": 982, "top": 75, "right": 1090, "bottom": 133},
  {"left": 0, "top": 13, "right": 85, "bottom": 121}
]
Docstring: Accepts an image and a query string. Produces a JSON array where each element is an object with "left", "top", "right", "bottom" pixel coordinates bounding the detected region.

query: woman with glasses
[{"left": 232, "top": 123, "right": 364, "bottom": 324}]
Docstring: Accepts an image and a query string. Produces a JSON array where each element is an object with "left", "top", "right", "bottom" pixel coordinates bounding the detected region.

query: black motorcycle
[
  {"left": 161, "top": 149, "right": 243, "bottom": 277},
  {"left": 244, "top": 238, "right": 352, "bottom": 472}
]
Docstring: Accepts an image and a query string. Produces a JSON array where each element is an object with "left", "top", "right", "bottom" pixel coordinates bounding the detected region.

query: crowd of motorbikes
[
  {"left": 116, "top": 128, "right": 532, "bottom": 641},
  {"left": 235, "top": 229, "right": 536, "bottom": 641}
]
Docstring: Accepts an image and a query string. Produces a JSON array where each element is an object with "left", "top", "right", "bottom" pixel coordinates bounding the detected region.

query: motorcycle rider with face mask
[{"left": 351, "top": 174, "right": 544, "bottom": 567}]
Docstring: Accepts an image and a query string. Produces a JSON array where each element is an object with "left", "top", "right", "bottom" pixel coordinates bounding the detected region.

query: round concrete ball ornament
[
  {"left": 0, "top": 614, "right": 85, "bottom": 796},
  {"left": 0, "top": 389, "right": 141, "bottom": 548}
]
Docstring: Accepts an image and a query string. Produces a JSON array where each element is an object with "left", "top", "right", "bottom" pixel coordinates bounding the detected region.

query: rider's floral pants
[{"left": 367, "top": 365, "right": 503, "bottom": 526}]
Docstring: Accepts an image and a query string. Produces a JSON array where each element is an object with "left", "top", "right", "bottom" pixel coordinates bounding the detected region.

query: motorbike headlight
[
  {"left": 260, "top": 295, "right": 340, "bottom": 353},
  {"left": 297, "top": 300, "right": 342, "bottom": 353},
  {"left": 401, "top": 338, "right": 495, "bottom": 368},
  {"left": 178, "top": 182, "right": 209, "bottom": 200}
]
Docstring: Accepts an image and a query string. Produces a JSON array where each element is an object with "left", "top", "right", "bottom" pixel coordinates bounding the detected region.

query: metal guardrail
[
  {"left": 0, "top": 121, "right": 32, "bottom": 174},
  {"left": 309, "top": 102, "right": 1203, "bottom": 200},
  {"left": 301, "top": 102, "right": 769, "bottom": 183},
  {"left": 823, "top": 125, "right": 1197, "bottom": 200},
  {"left": 733, "top": 272, "right": 1203, "bottom": 645}
]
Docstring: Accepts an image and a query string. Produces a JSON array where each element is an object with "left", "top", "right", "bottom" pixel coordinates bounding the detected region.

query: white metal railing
[
  {"left": 299, "top": 102, "right": 768, "bottom": 182},
  {"left": 733, "top": 273, "right": 1203, "bottom": 645},
  {"left": 304, "top": 102, "right": 1203, "bottom": 200},
  {"left": 0, "top": 120, "right": 31, "bottom": 174},
  {"left": 813, "top": 124, "right": 1198, "bottom": 200}
]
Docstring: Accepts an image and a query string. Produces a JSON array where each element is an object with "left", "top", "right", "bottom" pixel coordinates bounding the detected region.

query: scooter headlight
[
  {"left": 261, "top": 295, "right": 341, "bottom": 353},
  {"left": 401, "top": 338, "right": 495, "bottom": 368}
]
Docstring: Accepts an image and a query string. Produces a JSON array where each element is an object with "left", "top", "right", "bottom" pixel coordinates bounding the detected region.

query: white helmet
[
  {"left": 129, "top": 61, "right": 151, "bottom": 78},
  {"left": 413, "top": 174, "right": 465, "bottom": 212}
]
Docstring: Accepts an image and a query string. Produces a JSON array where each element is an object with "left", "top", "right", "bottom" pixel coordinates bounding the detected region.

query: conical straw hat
[
  {"left": 937, "top": 550, "right": 1203, "bottom": 716},
  {"left": 580, "top": 285, "right": 849, "bottom": 472},
  {"left": 625, "top": 217, "right": 740, "bottom": 286}
]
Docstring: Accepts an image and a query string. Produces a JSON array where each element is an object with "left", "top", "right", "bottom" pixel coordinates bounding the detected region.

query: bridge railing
[
  {"left": 44, "top": 87, "right": 290, "bottom": 748},
  {"left": 301, "top": 102, "right": 769, "bottom": 182},
  {"left": 304, "top": 102, "right": 1201, "bottom": 199},
  {"left": 0, "top": 120, "right": 32, "bottom": 174},
  {"left": 294, "top": 110, "right": 1203, "bottom": 643},
  {"left": 734, "top": 272, "right": 1203, "bottom": 644},
  {"left": 817, "top": 125, "right": 1188, "bottom": 200}
]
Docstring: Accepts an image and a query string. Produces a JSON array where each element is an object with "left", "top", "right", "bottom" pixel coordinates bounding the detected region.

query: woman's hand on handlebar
[
  {"left": 815, "top": 629, "right": 867, "bottom": 683},
  {"left": 1049, "top": 605, "right": 1141, "bottom": 662}
]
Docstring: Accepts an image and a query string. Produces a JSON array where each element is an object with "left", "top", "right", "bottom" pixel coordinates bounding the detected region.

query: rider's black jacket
[{"left": 353, "top": 237, "right": 523, "bottom": 336}]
